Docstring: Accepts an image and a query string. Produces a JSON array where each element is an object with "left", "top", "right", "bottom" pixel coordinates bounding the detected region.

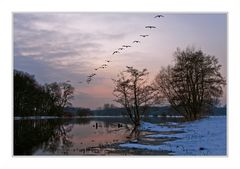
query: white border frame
[{"left": 1, "top": 0, "right": 239, "bottom": 169}]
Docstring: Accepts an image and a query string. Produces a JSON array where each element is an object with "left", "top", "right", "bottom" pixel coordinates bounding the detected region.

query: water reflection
[
  {"left": 14, "top": 117, "right": 135, "bottom": 155},
  {"left": 14, "top": 119, "right": 76, "bottom": 155},
  {"left": 14, "top": 117, "right": 184, "bottom": 155}
]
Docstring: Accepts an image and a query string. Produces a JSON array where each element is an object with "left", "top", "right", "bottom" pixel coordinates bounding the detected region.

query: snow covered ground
[{"left": 119, "top": 116, "right": 226, "bottom": 155}]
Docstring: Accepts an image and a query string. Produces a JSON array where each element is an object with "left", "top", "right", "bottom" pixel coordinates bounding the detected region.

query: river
[{"left": 14, "top": 117, "right": 185, "bottom": 155}]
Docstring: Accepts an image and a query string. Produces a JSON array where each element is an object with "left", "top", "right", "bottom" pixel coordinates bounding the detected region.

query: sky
[{"left": 14, "top": 13, "right": 227, "bottom": 109}]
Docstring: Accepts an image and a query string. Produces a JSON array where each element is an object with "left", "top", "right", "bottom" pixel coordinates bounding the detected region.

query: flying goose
[
  {"left": 154, "top": 15, "right": 164, "bottom": 18},
  {"left": 145, "top": 26, "right": 156, "bottom": 29},
  {"left": 133, "top": 40, "right": 140, "bottom": 43},
  {"left": 113, "top": 51, "right": 120, "bottom": 55},
  {"left": 122, "top": 45, "right": 131, "bottom": 48},
  {"left": 140, "top": 35, "right": 149, "bottom": 38},
  {"left": 88, "top": 73, "right": 96, "bottom": 78}
]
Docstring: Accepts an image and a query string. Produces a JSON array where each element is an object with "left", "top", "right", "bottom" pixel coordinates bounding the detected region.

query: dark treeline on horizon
[
  {"left": 64, "top": 104, "right": 226, "bottom": 117},
  {"left": 14, "top": 70, "right": 74, "bottom": 117}
]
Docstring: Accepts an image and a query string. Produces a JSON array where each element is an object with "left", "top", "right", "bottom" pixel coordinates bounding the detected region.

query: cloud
[
  {"left": 14, "top": 56, "right": 88, "bottom": 84},
  {"left": 14, "top": 13, "right": 130, "bottom": 75},
  {"left": 14, "top": 13, "right": 227, "bottom": 108}
]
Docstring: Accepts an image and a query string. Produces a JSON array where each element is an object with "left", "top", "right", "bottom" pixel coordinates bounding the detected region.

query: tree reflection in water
[
  {"left": 14, "top": 117, "right": 145, "bottom": 155},
  {"left": 42, "top": 123, "right": 73, "bottom": 154},
  {"left": 125, "top": 126, "right": 140, "bottom": 140},
  {"left": 14, "top": 119, "right": 82, "bottom": 155}
]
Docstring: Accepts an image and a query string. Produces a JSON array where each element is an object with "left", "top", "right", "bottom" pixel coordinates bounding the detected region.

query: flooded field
[{"left": 14, "top": 117, "right": 184, "bottom": 155}]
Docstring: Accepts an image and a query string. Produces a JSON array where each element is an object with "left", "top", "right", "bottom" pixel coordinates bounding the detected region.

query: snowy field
[{"left": 119, "top": 116, "right": 226, "bottom": 155}]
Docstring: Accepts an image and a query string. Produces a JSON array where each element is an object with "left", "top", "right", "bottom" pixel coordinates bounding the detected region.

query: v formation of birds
[{"left": 66, "top": 14, "right": 164, "bottom": 85}]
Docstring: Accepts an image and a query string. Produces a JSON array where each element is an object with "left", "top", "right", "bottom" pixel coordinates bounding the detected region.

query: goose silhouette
[
  {"left": 140, "top": 35, "right": 149, "bottom": 37},
  {"left": 122, "top": 45, "right": 131, "bottom": 48},
  {"left": 154, "top": 15, "right": 164, "bottom": 18},
  {"left": 133, "top": 40, "right": 140, "bottom": 43},
  {"left": 145, "top": 26, "right": 156, "bottom": 29},
  {"left": 113, "top": 51, "right": 119, "bottom": 55},
  {"left": 88, "top": 73, "right": 96, "bottom": 78}
]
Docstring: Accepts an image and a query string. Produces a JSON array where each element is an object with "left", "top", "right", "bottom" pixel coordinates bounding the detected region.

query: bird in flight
[
  {"left": 86, "top": 78, "right": 92, "bottom": 84},
  {"left": 126, "top": 66, "right": 133, "bottom": 69},
  {"left": 105, "top": 60, "right": 111, "bottom": 63},
  {"left": 86, "top": 73, "right": 96, "bottom": 83},
  {"left": 140, "top": 35, "right": 149, "bottom": 38},
  {"left": 122, "top": 45, "right": 131, "bottom": 48},
  {"left": 88, "top": 73, "right": 96, "bottom": 78},
  {"left": 154, "top": 15, "right": 164, "bottom": 18},
  {"left": 98, "top": 64, "right": 107, "bottom": 69},
  {"left": 118, "top": 48, "right": 124, "bottom": 50},
  {"left": 113, "top": 51, "right": 120, "bottom": 55},
  {"left": 145, "top": 26, "right": 157, "bottom": 29},
  {"left": 133, "top": 40, "right": 140, "bottom": 43}
]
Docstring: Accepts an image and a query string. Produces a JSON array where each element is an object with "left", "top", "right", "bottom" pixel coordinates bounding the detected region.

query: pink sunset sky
[{"left": 14, "top": 13, "right": 227, "bottom": 109}]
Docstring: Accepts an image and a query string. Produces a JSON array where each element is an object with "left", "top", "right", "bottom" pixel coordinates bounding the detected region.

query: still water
[{"left": 14, "top": 117, "right": 184, "bottom": 155}]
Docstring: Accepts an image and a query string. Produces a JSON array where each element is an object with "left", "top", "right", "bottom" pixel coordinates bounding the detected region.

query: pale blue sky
[{"left": 14, "top": 13, "right": 227, "bottom": 109}]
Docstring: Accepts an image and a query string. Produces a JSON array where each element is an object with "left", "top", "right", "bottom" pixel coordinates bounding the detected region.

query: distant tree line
[
  {"left": 62, "top": 106, "right": 93, "bottom": 117},
  {"left": 68, "top": 103, "right": 117, "bottom": 116},
  {"left": 14, "top": 70, "right": 74, "bottom": 117},
  {"left": 76, "top": 107, "right": 92, "bottom": 116},
  {"left": 113, "top": 47, "right": 226, "bottom": 126},
  {"left": 103, "top": 103, "right": 116, "bottom": 110}
]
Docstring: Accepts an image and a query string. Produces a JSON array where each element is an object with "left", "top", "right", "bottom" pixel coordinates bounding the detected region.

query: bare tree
[
  {"left": 154, "top": 47, "right": 226, "bottom": 120},
  {"left": 113, "top": 66, "right": 156, "bottom": 126},
  {"left": 45, "top": 82, "right": 74, "bottom": 114}
]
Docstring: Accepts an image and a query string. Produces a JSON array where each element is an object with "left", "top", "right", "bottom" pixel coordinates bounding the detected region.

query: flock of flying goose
[{"left": 68, "top": 14, "right": 164, "bottom": 85}]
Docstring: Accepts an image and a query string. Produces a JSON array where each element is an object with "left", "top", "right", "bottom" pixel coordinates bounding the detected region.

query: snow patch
[
  {"left": 140, "top": 121, "right": 182, "bottom": 132},
  {"left": 120, "top": 116, "right": 226, "bottom": 155}
]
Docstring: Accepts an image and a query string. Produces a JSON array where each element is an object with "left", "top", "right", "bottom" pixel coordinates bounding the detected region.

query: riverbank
[{"left": 119, "top": 116, "right": 226, "bottom": 155}]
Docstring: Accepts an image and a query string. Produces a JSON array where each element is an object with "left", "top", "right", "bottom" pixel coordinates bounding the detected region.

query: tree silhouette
[
  {"left": 113, "top": 66, "right": 155, "bottom": 126},
  {"left": 154, "top": 47, "right": 226, "bottom": 120},
  {"left": 44, "top": 82, "right": 74, "bottom": 115},
  {"left": 14, "top": 70, "right": 74, "bottom": 116},
  {"left": 14, "top": 70, "right": 43, "bottom": 116}
]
